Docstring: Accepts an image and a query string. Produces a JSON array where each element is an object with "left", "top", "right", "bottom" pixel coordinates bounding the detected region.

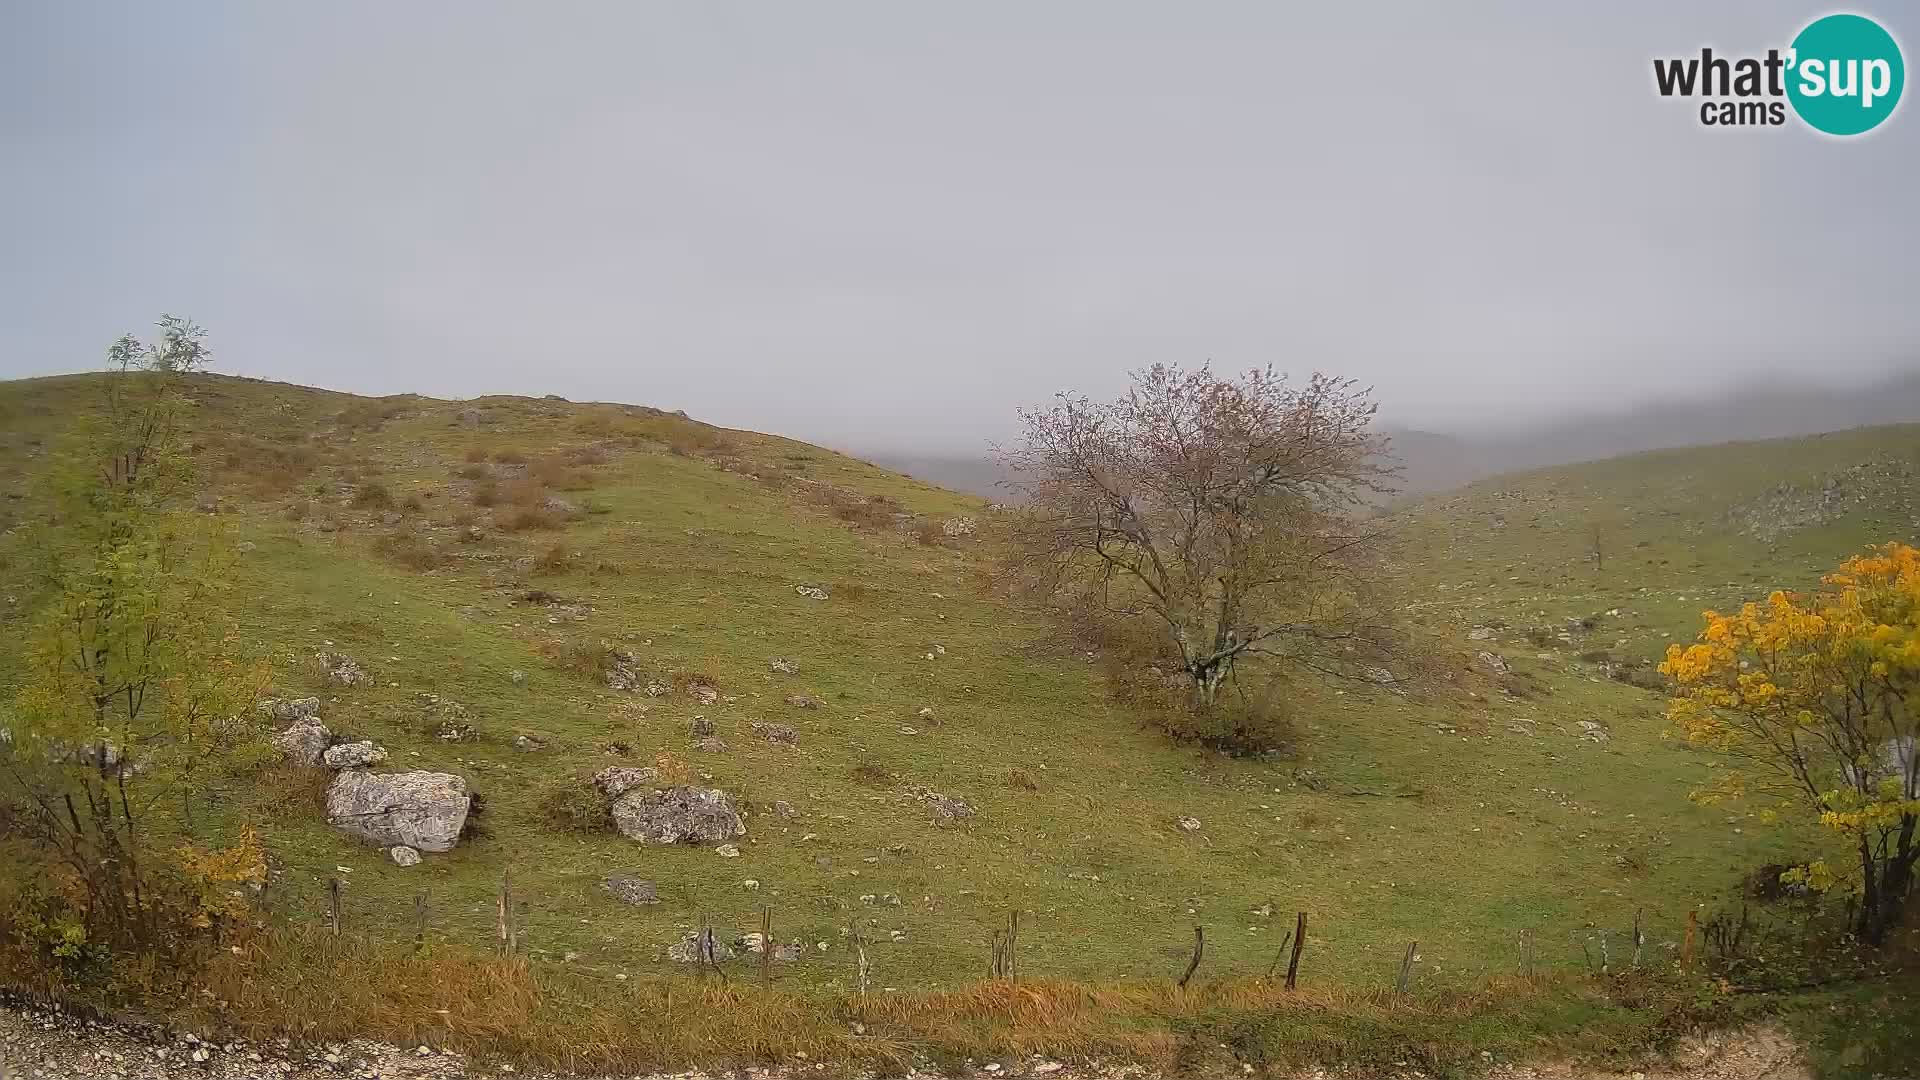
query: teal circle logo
[{"left": 1787, "top": 13, "right": 1904, "bottom": 135}]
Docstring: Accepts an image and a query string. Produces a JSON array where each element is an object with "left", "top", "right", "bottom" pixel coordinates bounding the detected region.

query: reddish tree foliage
[{"left": 1000, "top": 364, "right": 1397, "bottom": 706}]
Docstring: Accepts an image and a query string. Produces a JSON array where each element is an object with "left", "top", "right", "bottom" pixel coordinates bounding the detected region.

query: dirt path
[{"left": 0, "top": 1001, "right": 1809, "bottom": 1080}]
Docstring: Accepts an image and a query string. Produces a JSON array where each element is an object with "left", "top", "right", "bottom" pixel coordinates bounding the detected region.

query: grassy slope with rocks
[{"left": 0, "top": 373, "right": 1915, "bottom": 1019}]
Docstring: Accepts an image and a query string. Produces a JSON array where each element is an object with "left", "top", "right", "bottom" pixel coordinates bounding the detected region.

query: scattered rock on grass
[
  {"left": 258, "top": 696, "right": 322, "bottom": 724},
  {"left": 1477, "top": 651, "right": 1511, "bottom": 675},
  {"left": 610, "top": 785, "right": 746, "bottom": 845},
  {"left": 322, "top": 741, "right": 387, "bottom": 769},
  {"left": 770, "top": 657, "right": 799, "bottom": 675},
  {"left": 389, "top": 845, "right": 421, "bottom": 867},
  {"left": 1176, "top": 816, "right": 1202, "bottom": 832},
  {"left": 594, "top": 765, "right": 658, "bottom": 798},
  {"left": 907, "top": 787, "right": 975, "bottom": 824},
  {"left": 784, "top": 694, "right": 819, "bottom": 709},
  {"left": 317, "top": 651, "right": 373, "bottom": 687},
  {"left": 602, "top": 875, "right": 660, "bottom": 905},
  {"left": 752, "top": 722, "right": 799, "bottom": 746},
  {"left": 666, "top": 931, "right": 736, "bottom": 963}
]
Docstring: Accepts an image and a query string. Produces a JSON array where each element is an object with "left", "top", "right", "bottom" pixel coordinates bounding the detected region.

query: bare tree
[{"left": 999, "top": 364, "right": 1396, "bottom": 707}]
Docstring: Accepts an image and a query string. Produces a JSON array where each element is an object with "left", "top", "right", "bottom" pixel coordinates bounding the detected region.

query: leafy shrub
[
  {"left": 336, "top": 400, "right": 410, "bottom": 431},
  {"left": 492, "top": 448, "right": 528, "bottom": 464},
  {"left": 352, "top": 481, "right": 393, "bottom": 509},
  {"left": 538, "top": 779, "right": 612, "bottom": 833},
  {"left": 456, "top": 462, "right": 489, "bottom": 481},
  {"left": 913, "top": 520, "right": 946, "bottom": 546},
  {"left": 499, "top": 477, "right": 546, "bottom": 507},
  {"left": 373, "top": 530, "right": 447, "bottom": 570},
  {"left": 464, "top": 447, "right": 489, "bottom": 463},
  {"left": 653, "top": 751, "right": 691, "bottom": 784},
  {"left": 534, "top": 542, "right": 572, "bottom": 574}
]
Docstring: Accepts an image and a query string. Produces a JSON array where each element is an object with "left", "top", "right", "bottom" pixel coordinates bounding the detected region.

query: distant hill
[
  {"left": 1382, "top": 368, "right": 1920, "bottom": 495},
  {"left": 850, "top": 451, "right": 1016, "bottom": 501},
  {"left": 861, "top": 370, "right": 1920, "bottom": 502}
]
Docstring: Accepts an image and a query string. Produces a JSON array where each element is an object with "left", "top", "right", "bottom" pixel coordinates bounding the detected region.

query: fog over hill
[{"left": 860, "top": 367, "right": 1920, "bottom": 499}]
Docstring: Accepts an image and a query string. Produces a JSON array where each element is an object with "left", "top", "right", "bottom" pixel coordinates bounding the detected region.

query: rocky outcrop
[
  {"left": 322, "top": 741, "right": 387, "bottom": 769},
  {"left": 326, "top": 770, "right": 470, "bottom": 853},
  {"left": 270, "top": 717, "right": 331, "bottom": 767},
  {"left": 602, "top": 875, "right": 659, "bottom": 905},
  {"left": 610, "top": 785, "right": 745, "bottom": 845},
  {"left": 593, "top": 765, "right": 657, "bottom": 799}
]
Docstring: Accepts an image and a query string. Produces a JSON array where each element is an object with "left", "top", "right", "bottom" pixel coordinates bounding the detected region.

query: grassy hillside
[{"left": 1, "top": 371, "right": 1914, "bottom": 1004}]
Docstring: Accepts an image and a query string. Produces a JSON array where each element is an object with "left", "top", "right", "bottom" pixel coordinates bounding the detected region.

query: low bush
[
  {"left": 352, "top": 481, "right": 393, "bottom": 509},
  {"left": 500, "top": 506, "right": 561, "bottom": 531},
  {"left": 372, "top": 530, "right": 447, "bottom": 570},
  {"left": 534, "top": 542, "right": 571, "bottom": 574},
  {"left": 537, "top": 778, "right": 612, "bottom": 833}
]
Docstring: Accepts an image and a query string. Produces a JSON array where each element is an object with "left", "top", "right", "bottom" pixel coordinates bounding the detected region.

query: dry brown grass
[
  {"left": 817, "top": 488, "right": 904, "bottom": 530},
  {"left": 372, "top": 530, "right": 448, "bottom": 571},
  {"left": 500, "top": 505, "right": 562, "bottom": 531},
  {"left": 214, "top": 435, "right": 320, "bottom": 497},
  {"left": 912, "top": 520, "right": 947, "bottom": 546},
  {"left": 105, "top": 932, "right": 1682, "bottom": 1078},
  {"left": 492, "top": 447, "right": 528, "bottom": 464},
  {"left": 530, "top": 455, "right": 595, "bottom": 490},
  {"left": 335, "top": 400, "right": 411, "bottom": 432},
  {"left": 464, "top": 446, "right": 489, "bottom": 463}
]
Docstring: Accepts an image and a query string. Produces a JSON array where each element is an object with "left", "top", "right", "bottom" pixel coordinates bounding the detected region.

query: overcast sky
[{"left": 3, "top": 2, "right": 1915, "bottom": 453}]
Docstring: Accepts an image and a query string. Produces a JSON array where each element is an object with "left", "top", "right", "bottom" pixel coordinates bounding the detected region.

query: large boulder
[
  {"left": 610, "top": 785, "right": 745, "bottom": 846},
  {"left": 326, "top": 770, "right": 470, "bottom": 853},
  {"left": 271, "top": 718, "right": 331, "bottom": 767}
]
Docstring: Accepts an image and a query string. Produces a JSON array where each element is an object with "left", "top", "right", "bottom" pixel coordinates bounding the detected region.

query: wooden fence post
[
  {"left": 1284, "top": 911, "right": 1307, "bottom": 990},
  {"left": 1007, "top": 909, "right": 1020, "bottom": 985},
  {"left": 1682, "top": 910, "right": 1697, "bottom": 971},
  {"left": 852, "top": 924, "right": 870, "bottom": 996},
  {"left": 414, "top": 889, "right": 429, "bottom": 950},
  {"left": 497, "top": 869, "right": 516, "bottom": 954},
  {"left": 761, "top": 906, "right": 773, "bottom": 988},
  {"left": 1177, "top": 926, "right": 1205, "bottom": 989},
  {"left": 326, "top": 877, "right": 341, "bottom": 936},
  {"left": 1631, "top": 909, "right": 1645, "bottom": 969},
  {"left": 1266, "top": 930, "right": 1295, "bottom": 979},
  {"left": 1396, "top": 941, "right": 1418, "bottom": 993}
]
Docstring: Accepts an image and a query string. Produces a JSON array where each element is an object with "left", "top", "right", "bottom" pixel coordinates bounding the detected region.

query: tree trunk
[
  {"left": 1190, "top": 659, "right": 1229, "bottom": 708},
  {"left": 1858, "top": 837, "right": 1888, "bottom": 945}
]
